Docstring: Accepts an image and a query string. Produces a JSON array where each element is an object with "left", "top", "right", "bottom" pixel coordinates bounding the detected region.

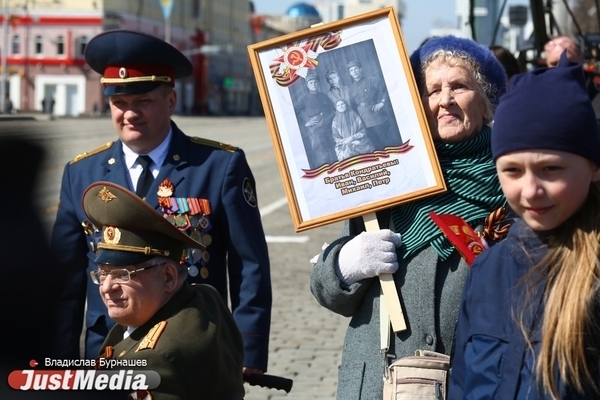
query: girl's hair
[
  {"left": 518, "top": 181, "right": 600, "bottom": 399},
  {"left": 420, "top": 49, "right": 496, "bottom": 123}
]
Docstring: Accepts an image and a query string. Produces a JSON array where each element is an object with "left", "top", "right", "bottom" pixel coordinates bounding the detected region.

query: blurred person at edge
[
  {"left": 489, "top": 45, "right": 523, "bottom": 85},
  {"left": 0, "top": 137, "right": 123, "bottom": 400},
  {"left": 449, "top": 52, "right": 600, "bottom": 400},
  {"left": 544, "top": 35, "right": 600, "bottom": 121},
  {"left": 309, "top": 36, "right": 509, "bottom": 399}
]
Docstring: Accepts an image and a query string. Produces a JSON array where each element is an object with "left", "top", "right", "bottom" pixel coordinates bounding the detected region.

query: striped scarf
[{"left": 391, "top": 125, "right": 505, "bottom": 260}]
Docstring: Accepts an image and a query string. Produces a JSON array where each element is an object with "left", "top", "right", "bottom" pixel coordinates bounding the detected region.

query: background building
[
  {"left": 251, "top": 0, "right": 405, "bottom": 41},
  {"left": 314, "top": 0, "right": 405, "bottom": 24},
  {"left": 0, "top": 0, "right": 255, "bottom": 116},
  {"left": 455, "top": 0, "right": 500, "bottom": 45}
]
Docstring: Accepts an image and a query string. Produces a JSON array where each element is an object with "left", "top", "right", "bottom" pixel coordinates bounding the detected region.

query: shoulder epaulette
[
  {"left": 70, "top": 141, "right": 114, "bottom": 164},
  {"left": 136, "top": 320, "right": 167, "bottom": 352},
  {"left": 190, "top": 136, "right": 237, "bottom": 153}
]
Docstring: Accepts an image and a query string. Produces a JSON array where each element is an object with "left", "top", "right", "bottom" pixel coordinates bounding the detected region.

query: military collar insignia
[{"left": 242, "top": 178, "right": 257, "bottom": 208}]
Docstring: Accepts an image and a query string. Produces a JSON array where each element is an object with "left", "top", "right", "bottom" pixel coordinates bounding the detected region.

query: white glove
[{"left": 336, "top": 229, "right": 403, "bottom": 286}]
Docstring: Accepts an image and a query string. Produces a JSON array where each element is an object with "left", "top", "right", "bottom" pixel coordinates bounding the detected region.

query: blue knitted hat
[
  {"left": 492, "top": 52, "right": 600, "bottom": 165},
  {"left": 410, "top": 35, "right": 507, "bottom": 106}
]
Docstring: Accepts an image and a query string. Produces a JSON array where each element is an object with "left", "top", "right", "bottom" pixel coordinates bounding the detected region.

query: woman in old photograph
[{"left": 331, "top": 99, "right": 374, "bottom": 161}]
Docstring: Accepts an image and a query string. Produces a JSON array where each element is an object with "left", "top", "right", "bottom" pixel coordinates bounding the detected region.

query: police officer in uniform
[
  {"left": 83, "top": 181, "right": 244, "bottom": 400},
  {"left": 51, "top": 30, "right": 271, "bottom": 375},
  {"left": 346, "top": 60, "right": 403, "bottom": 150}
]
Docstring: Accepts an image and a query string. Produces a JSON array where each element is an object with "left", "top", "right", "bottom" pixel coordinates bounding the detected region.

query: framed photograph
[{"left": 248, "top": 6, "right": 446, "bottom": 232}]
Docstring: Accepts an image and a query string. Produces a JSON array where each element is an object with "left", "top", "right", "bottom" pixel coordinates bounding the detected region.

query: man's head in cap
[
  {"left": 305, "top": 73, "right": 321, "bottom": 93},
  {"left": 346, "top": 60, "right": 363, "bottom": 81},
  {"left": 492, "top": 53, "right": 600, "bottom": 231},
  {"left": 85, "top": 30, "right": 193, "bottom": 154},
  {"left": 409, "top": 35, "right": 507, "bottom": 143},
  {"left": 83, "top": 181, "right": 204, "bottom": 327}
]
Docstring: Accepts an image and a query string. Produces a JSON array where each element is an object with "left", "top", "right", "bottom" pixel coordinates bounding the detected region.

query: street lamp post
[
  {"left": 158, "top": 0, "right": 173, "bottom": 44},
  {"left": 165, "top": 14, "right": 171, "bottom": 43}
]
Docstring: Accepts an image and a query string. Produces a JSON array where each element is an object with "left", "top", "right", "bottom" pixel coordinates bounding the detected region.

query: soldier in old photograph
[
  {"left": 346, "top": 60, "right": 403, "bottom": 150},
  {"left": 294, "top": 74, "right": 337, "bottom": 168}
]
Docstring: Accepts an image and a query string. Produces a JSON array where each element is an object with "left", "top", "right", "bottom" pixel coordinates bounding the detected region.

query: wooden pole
[{"left": 363, "top": 212, "right": 407, "bottom": 332}]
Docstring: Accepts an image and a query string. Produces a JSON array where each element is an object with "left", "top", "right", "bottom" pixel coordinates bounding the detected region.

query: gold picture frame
[{"left": 248, "top": 7, "right": 446, "bottom": 232}]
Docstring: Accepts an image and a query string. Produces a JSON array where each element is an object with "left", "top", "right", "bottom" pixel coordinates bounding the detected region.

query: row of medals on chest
[
  {"left": 81, "top": 180, "right": 213, "bottom": 279},
  {"left": 158, "top": 180, "right": 212, "bottom": 279}
]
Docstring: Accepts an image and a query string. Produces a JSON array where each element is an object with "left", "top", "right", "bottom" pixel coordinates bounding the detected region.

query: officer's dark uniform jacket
[
  {"left": 52, "top": 122, "right": 271, "bottom": 369},
  {"left": 100, "top": 283, "right": 245, "bottom": 400},
  {"left": 449, "top": 219, "right": 600, "bottom": 399}
]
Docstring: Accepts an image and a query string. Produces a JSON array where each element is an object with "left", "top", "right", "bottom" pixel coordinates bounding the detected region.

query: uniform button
[{"left": 426, "top": 335, "right": 433, "bottom": 346}]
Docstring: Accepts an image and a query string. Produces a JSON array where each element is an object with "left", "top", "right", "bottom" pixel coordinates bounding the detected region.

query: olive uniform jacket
[
  {"left": 51, "top": 121, "right": 271, "bottom": 370},
  {"left": 99, "top": 283, "right": 245, "bottom": 400}
]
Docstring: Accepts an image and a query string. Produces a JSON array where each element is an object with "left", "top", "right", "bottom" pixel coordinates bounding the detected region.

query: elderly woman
[{"left": 310, "top": 36, "right": 508, "bottom": 399}]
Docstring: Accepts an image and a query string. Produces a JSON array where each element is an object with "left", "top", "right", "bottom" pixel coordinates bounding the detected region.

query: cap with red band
[
  {"left": 84, "top": 30, "right": 193, "bottom": 96},
  {"left": 101, "top": 64, "right": 174, "bottom": 86}
]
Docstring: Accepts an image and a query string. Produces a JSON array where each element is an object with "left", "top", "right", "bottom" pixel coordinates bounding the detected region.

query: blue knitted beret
[
  {"left": 492, "top": 53, "right": 600, "bottom": 165},
  {"left": 410, "top": 35, "right": 507, "bottom": 106}
]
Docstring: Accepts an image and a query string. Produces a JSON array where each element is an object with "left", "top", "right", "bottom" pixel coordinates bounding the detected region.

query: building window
[
  {"left": 11, "top": 35, "right": 20, "bottom": 54},
  {"left": 77, "top": 36, "right": 88, "bottom": 57},
  {"left": 337, "top": 4, "right": 344, "bottom": 19},
  {"left": 35, "top": 35, "right": 43, "bottom": 55},
  {"left": 193, "top": 0, "right": 201, "bottom": 18},
  {"left": 57, "top": 35, "right": 64, "bottom": 55}
]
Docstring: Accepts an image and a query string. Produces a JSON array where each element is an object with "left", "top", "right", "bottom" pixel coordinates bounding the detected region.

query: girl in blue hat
[{"left": 449, "top": 54, "right": 600, "bottom": 399}]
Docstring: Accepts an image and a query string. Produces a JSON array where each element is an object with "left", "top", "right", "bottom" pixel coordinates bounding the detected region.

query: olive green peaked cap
[{"left": 82, "top": 181, "right": 204, "bottom": 265}]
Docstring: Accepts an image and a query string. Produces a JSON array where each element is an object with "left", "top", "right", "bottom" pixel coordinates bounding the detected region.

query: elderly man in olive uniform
[
  {"left": 346, "top": 60, "right": 403, "bottom": 150},
  {"left": 83, "top": 181, "right": 244, "bottom": 400},
  {"left": 294, "top": 74, "right": 337, "bottom": 168}
]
